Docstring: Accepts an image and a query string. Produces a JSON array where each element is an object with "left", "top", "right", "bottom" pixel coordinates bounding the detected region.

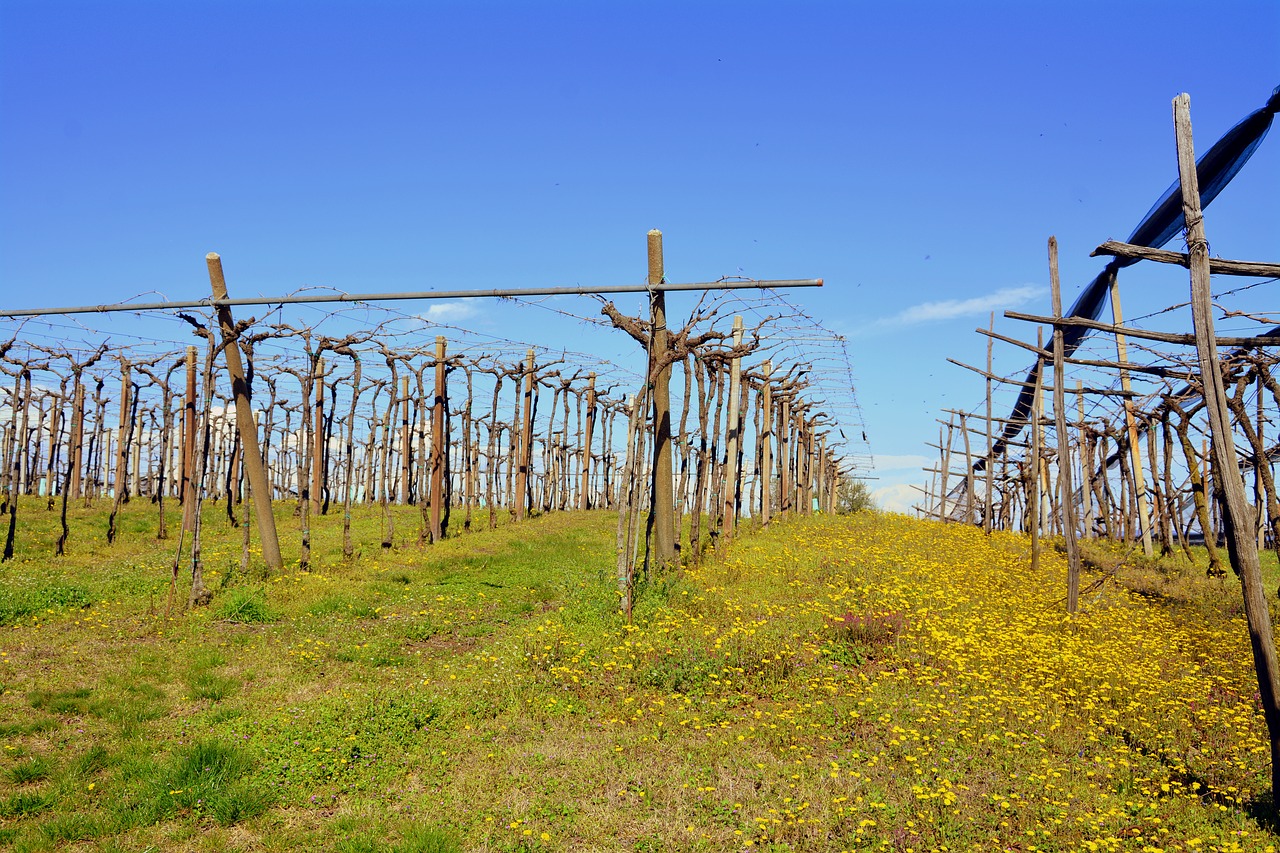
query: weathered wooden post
[
  {"left": 580, "top": 372, "right": 596, "bottom": 510},
  {"left": 1175, "top": 93, "right": 1280, "bottom": 807},
  {"left": 1076, "top": 383, "right": 1094, "bottom": 539},
  {"left": 1107, "top": 272, "right": 1155, "bottom": 557},
  {"left": 760, "top": 361, "right": 773, "bottom": 524},
  {"left": 938, "top": 419, "right": 953, "bottom": 521},
  {"left": 1049, "top": 237, "right": 1081, "bottom": 612},
  {"left": 312, "top": 357, "right": 325, "bottom": 515},
  {"left": 984, "top": 313, "right": 995, "bottom": 532},
  {"left": 69, "top": 379, "right": 85, "bottom": 506},
  {"left": 721, "top": 316, "right": 744, "bottom": 538},
  {"left": 112, "top": 359, "right": 131, "bottom": 504},
  {"left": 181, "top": 346, "right": 198, "bottom": 530},
  {"left": 778, "top": 395, "right": 792, "bottom": 515},
  {"left": 206, "top": 253, "right": 284, "bottom": 573},
  {"left": 515, "top": 348, "right": 534, "bottom": 522},
  {"left": 647, "top": 230, "right": 678, "bottom": 568},
  {"left": 1030, "top": 327, "right": 1044, "bottom": 573},
  {"left": 430, "top": 336, "right": 447, "bottom": 541},
  {"left": 400, "top": 374, "right": 412, "bottom": 505}
]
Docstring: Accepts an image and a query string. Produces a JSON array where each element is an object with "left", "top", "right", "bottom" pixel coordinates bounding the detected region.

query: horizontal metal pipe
[{"left": 2, "top": 278, "right": 823, "bottom": 318}]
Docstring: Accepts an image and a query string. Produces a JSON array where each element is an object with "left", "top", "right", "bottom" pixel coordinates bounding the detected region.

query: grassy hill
[{"left": 0, "top": 499, "right": 1276, "bottom": 851}]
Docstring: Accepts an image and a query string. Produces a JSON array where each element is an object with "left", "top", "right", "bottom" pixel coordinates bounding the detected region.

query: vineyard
[
  {"left": 0, "top": 504, "right": 1276, "bottom": 851},
  {"left": 0, "top": 69, "right": 1278, "bottom": 852}
]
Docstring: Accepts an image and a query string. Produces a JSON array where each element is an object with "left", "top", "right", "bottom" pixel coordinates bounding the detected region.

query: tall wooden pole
[
  {"left": 181, "top": 346, "right": 197, "bottom": 531},
  {"left": 1108, "top": 273, "right": 1155, "bottom": 556},
  {"left": 647, "top": 230, "right": 677, "bottom": 567},
  {"left": 69, "top": 379, "right": 85, "bottom": 504},
  {"left": 580, "top": 372, "right": 596, "bottom": 510},
  {"left": 1049, "top": 238, "right": 1081, "bottom": 613},
  {"left": 430, "top": 336, "right": 447, "bottom": 541},
  {"left": 760, "top": 362, "right": 773, "bottom": 525},
  {"left": 1077, "top": 382, "right": 1093, "bottom": 539},
  {"left": 984, "top": 313, "right": 994, "bottom": 533},
  {"left": 400, "top": 374, "right": 412, "bottom": 505},
  {"left": 312, "top": 357, "right": 325, "bottom": 515},
  {"left": 959, "top": 413, "right": 975, "bottom": 523},
  {"left": 515, "top": 349, "right": 534, "bottom": 522},
  {"left": 1175, "top": 93, "right": 1280, "bottom": 807},
  {"left": 114, "top": 359, "right": 131, "bottom": 502},
  {"left": 778, "top": 397, "right": 791, "bottom": 514},
  {"left": 206, "top": 253, "right": 283, "bottom": 573},
  {"left": 721, "top": 316, "right": 744, "bottom": 538},
  {"left": 938, "top": 420, "right": 952, "bottom": 522},
  {"left": 1030, "top": 327, "right": 1044, "bottom": 573}
]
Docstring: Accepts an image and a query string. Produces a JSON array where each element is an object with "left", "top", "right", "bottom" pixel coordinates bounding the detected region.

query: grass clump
[
  {"left": 215, "top": 587, "right": 277, "bottom": 623},
  {"left": 5, "top": 756, "right": 52, "bottom": 784},
  {"left": 0, "top": 790, "right": 55, "bottom": 817},
  {"left": 0, "top": 584, "right": 91, "bottom": 626},
  {"left": 110, "top": 738, "right": 274, "bottom": 829}
]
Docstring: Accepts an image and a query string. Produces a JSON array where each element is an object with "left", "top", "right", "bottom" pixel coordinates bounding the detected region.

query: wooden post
[
  {"left": 181, "top": 346, "right": 197, "bottom": 529},
  {"left": 69, "top": 379, "right": 85, "bottom": 504},
  {"left": 760, "top": 362, "right": 773, "bottom": 524},
  {"left": 778, "top": 397, "right": 791, "bottom": 513},
  {"left": 1076, "top": 382, "right": 1093, "bottom": 539},
  {"left": 721, "top": 316, "right": 744, "bottom": 538},
  {"left": 1049, "top": 238, "right": 1081, "bottom": 612},
  {"left": 515, "top": 349, "right": 534, "bottom": 522},
  {"left": 206, "top": 253, "right": 283, "bottom": 573},
  {"left": 959, "top": 413, "right": 975, "bottom": 523},
  {"left": 312, "top": 358, "right": 325, "bottom": 515},
  {"left": 984, "top": 313, "right": 994, "bottom": 532},
  {"left": 430, "top": 336, "right": 447, "bottom": 541},
  {"left": 1108, "top": 271, "right": 1155, "bottom": 557},
  {"left": 647, "top": 230, "right": 678, "bottom": 567},
  {"left": 1175, "top": 93, "right": 1280, "bottom": 807},
  {"left": 114, "top": 360, "right": 131, "bottom": 502},
  {"left": 615, "top": 394, "right": 642, "bottom": 621},
  {"left": 1030, "top": 327, "right": 1043, "bottom": 573},
  {"left": 938, "top": 420, "right": 952, "bottom": 521},
  {"left": 580, "top": 373, "right": 596, "bottom": 510},
  {"left": 1258, "top": 373, "right": 1267, "bottom": 550},
  {"left": 399, "top": 373, "right": 412, "bottom": 505}
]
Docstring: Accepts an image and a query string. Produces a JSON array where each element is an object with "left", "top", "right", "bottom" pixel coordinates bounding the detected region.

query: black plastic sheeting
[{"left": 976, "top": 85, "right": 1280, "bottom": 472}]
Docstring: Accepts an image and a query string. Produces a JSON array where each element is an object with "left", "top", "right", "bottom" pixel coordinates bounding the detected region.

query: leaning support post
[
  {"left": 1175, "top": 93, "right": 1280, "bottom": 810},
  {"left": 206, "top": 253, "right": 284, "bottom": 574},
  {"left": 1049, "top": 238, "right": 1081, "bottom": 613}
]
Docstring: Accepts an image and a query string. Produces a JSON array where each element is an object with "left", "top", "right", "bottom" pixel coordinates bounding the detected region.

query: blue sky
[{"left": 2, "top": 0, "right": 1277, "bottom": 511}]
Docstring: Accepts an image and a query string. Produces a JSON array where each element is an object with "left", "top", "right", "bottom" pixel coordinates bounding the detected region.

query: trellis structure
[{"left": 0, "top": 232, "right": 873, "bottom": 616}]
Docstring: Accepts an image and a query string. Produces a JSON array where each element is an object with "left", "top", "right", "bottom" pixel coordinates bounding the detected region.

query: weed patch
[
  {"left": 6, "top": 756, "right": 52, "bottom": 784},
  {"left": 216, "top": 588, "right": 277, "bottom": 623}
]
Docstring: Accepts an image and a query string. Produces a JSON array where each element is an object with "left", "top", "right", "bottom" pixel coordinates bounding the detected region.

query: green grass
[
  {"left": 0, "top": 496, "right": 1277, "bottom": 850},
  {"left": 5, "top": 757, "right": 52, "bottom": 785}
]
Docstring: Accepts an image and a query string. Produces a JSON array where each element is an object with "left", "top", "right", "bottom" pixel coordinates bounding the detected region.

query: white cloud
[
  {"left": 421, "top": 301, "right": 479, "bottom": 322},
  {"left": 872, "top": 483, "right": 919, "bottom": 514},
  {"left": 876, "top": 284, "right": 1042, "bottom": 328},
  {"left": 872, "top": 453, "right": 929, "bottom": 472}
]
